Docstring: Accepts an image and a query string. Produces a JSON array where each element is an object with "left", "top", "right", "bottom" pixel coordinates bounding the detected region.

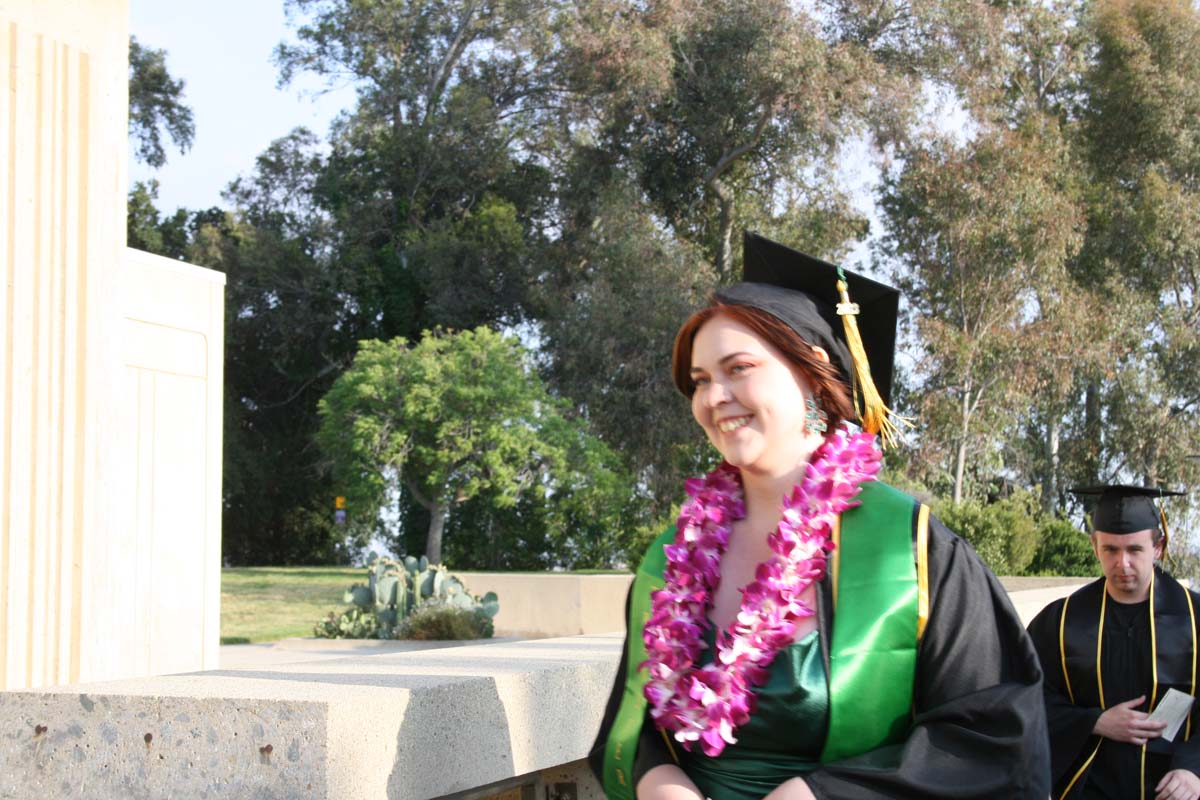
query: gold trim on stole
[
  {"left": 1060, "top": 595, "right": 1075, "bottom": 704},
  {"left": 1097, "top": 588, "right": 1108, "bottom": 710},
  {"left": 916, "top": 504, "right": 930, "bottom": 641},
  {"left": 1187, "top": 588, "right": 1197, "bottom": 742}
]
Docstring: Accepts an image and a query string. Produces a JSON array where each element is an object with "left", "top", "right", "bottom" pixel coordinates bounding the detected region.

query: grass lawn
[{"left": 221, "top": 566, "right": 362, "bottom": 644}]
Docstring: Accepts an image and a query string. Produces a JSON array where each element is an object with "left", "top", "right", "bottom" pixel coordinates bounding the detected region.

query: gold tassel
[
  {"left": 1160, "top": 506, "right": 1171, "bottom": 563},
  {"left": 836, "top": 277, "right": 910, "bottom": 448}
]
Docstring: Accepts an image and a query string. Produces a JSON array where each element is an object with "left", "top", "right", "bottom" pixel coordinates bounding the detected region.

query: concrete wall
[
  {"left": 113, "top": 249, "right": 225, "bottom": 678},
  {"left": 0, "top": 635, "right": 621, "bottom": 800},
  {"left": 450, "top": 573, "right": 1083, "bottom": 638},
  {"left": 456, "top": 573, "right": 634, "bottom": 637},
  {"left": 0, "top": 582, "right": 1089, "bottom": 798},
  {"left": 0, "top": 0, "right": 225, "bottom": 689}
]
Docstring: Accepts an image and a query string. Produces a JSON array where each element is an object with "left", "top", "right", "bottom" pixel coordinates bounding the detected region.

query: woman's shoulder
[{"left": 858, "top": 480, "right": 968, "bottom": 551}]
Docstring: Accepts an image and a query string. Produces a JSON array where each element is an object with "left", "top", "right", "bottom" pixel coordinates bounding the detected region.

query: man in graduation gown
[{"left": 1028, "top": 485, "right": 1200, "bottom": 800}]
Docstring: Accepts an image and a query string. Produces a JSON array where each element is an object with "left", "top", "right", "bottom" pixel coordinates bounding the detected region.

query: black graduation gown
[
  {"left": 588, "top": 513, "right": 1051, "bottom": 799},
  {"left": 1027, "top": 569, "right": 1200, "bottom": 799}
]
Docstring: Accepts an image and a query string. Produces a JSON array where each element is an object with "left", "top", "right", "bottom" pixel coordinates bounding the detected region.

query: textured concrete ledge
[{"left": 0, "top": 635, "right": 621, "bottom": 800}]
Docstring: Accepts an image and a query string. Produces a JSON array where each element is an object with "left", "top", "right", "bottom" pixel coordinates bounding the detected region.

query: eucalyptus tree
[
  {"left": 561, "top": 0, "right": 880, "bottom": 279},
  {"left": 1072, "top": 0, "right": 1200, "bottom": 489},
  {"left": 880, "top": 121, "right": 1085, "bottom": 503},
  {"left": 275, "top": 0, "right": 563, "bottom": 336}
]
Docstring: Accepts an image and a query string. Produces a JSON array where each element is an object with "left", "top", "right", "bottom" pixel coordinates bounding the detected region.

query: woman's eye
[
  {"left": 693, "top": 375, "right": 710, "bottom": 386},
  {"left": 730, "top": 363, "right": 751, "bottom": 375}
]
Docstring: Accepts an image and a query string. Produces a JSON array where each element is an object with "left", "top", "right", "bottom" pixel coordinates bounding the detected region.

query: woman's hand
[
  {"left": 762, "top": 777, "right": 816, "bottom": 800},
  {"left": 636, "top": 764, "right": 705, "bottom": 800}
]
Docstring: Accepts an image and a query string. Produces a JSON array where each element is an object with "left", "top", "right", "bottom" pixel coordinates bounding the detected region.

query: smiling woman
[{"left": 588, "top": 231, "right": 1051, "bottom": 800}]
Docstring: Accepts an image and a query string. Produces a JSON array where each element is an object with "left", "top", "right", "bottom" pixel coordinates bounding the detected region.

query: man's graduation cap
[
  {"left": 1070, "top": 485, "right": 1185, "bottom": 557},
  {"left": 714, "top": 231, "right": 904, "bottom": 444}
]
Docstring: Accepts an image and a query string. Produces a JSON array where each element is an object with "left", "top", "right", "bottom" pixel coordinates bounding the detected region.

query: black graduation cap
[
  {"left": 1069, "top": 485, "right": 1183, "bottom": 534},
  {"left": 715, "top": 231, "right": 902, "bottom": 441}
]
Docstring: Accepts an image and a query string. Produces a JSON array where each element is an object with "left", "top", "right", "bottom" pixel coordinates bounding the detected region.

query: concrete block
[
  {"left": 453, "top": 574, "right": 634, "bottom": 637},
  {"left": 0, "top": 635, "right": 623, "bottom": 800}
]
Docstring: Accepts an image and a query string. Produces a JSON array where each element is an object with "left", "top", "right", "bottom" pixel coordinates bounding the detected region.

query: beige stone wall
[
  {"left": 456, "top": 573, "right": 634, "bottom": 637},
  {"left": 1, "top": 0, "right": 224, "bottom": 690},
  {"left": 110, "top": 249, "right": 225, "bottom": 678}
]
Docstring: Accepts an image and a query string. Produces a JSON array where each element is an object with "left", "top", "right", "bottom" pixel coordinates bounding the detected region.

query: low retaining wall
[
  {"left": 454, "top": 573, "right": 634, "bottom": 637},
  {"left": 449, "top": 573, "right": 1085, "bottom": 637},
  {"left": 0, "top": 581, "right": 1089, "bottom": 799},
  {"left": 0, "top": 636, "right": 619, "bottom": 800}
]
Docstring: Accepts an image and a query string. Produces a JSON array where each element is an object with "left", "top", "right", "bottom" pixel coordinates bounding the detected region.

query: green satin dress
[{"left": 679, "top": 627, "right": 829, "bottom": 800}]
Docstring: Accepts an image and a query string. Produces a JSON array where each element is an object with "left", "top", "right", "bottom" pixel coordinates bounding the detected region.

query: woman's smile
[{"left": 717, "top": 415, "right": 754, "bottom": 433}]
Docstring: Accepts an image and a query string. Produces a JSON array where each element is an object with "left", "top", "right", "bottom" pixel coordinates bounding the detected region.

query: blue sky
[{"left": 128, "top": 0, "right": 356, "bottom": 213}]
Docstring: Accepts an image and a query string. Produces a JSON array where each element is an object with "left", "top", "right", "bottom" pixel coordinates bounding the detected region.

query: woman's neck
[{"left": 737, "top": 436, "right": 825, "bottom": 516}]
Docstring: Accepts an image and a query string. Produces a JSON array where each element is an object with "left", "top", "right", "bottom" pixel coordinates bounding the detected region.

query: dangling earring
[{"left": 805, "top": 397, "right": 828, "bottom": 434}]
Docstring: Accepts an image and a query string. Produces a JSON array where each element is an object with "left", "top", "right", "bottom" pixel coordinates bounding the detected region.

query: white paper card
[{"left": 1148, "top": 688, "right": 1195, "bottom": 742}]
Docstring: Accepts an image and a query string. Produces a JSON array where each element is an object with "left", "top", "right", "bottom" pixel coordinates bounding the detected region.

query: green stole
[
  {"left": 1054, "top": 568, "right": 1198, "bottom": 800},
  {"left": 602, "top": 480, "right": 922, "bottom": 798}
]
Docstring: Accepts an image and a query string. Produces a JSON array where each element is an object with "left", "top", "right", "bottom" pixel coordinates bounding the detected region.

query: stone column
[{"left": 0, "top": 0, "right": 224, "bottom": 690}]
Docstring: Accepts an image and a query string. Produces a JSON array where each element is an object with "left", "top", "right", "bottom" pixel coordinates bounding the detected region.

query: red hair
[{"left": 672, "top": 301, "right": 854, "bottom": 431}]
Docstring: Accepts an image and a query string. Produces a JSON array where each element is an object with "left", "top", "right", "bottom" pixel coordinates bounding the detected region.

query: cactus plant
[{"left": 314, "top": 554, "right": 500, "bottom": 639}]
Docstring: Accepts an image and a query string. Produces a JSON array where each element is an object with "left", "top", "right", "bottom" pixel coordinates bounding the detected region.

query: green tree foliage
[
  {"left": 562, "top": 0, "right": 874, "bottom": 278},
  {"left": 875, "top": 0, "right": 1200, "bottom": 568},
  {"left": 126, "top": 180, "right": 191, "bottom": 259},
  {"left": 317, "top": 327, "right": 638, "bottom": 565},
  {"left": 1026, "top": 517, "right": 1100, "bottom": 577},
  {"left": 192, "top": 129, "right": 371, "bottom": 565},
  {"left": 1072, "top": 0, "right": 1200, "bottom": 489},
  {"left": 275, "top": 0, "right": 556, "bottom": 337},
  {"left": 535, "top": 181, "right": 718, "bottom": 510},
  {"left": 933, "top": 490, "right": 1041, "bottom": 576},
  {"left": 880, "top": 119, "right": 1086, "bottom": 502},
  {"left": 125, "top": 0, "right": 1200, "bottom": 570},
  {"left": 128, "top": 36, "right": 195, "bottom": 168}
]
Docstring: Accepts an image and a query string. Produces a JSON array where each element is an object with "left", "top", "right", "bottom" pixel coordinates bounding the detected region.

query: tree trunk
[
  {"left": 426, "top": 503, "right": 447, "bottom": 565},
  {"left": 954, "top": 390, "right": 970, "bottom": 504},
  {"left": 1042, "top": 416, "right": 1060, "bottom": 513},
  {"left": 1084, "top": 380, "right": 1102, "bottom": 484},
  {"left": 713, "top": 178, "right": 735, "bottom": 281}
]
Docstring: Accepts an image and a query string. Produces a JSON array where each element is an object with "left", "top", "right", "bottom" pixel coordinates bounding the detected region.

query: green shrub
[
  {"left": 396, "top": 602, "right": 494, "bottom": 640},
  {"left": 624, "top": 507, "right": 680, "bottom": 570},
  {"left": 1025, "top": 517, "right": 1101, "bottom": 577},
  {"left": 934, "top": 490, "right": 1040, "bottom": 576}
]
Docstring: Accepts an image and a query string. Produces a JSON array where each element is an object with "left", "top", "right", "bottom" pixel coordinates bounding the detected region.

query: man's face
[{"left": 1092, "top": 528, "right": 1162, "bottom": 602}]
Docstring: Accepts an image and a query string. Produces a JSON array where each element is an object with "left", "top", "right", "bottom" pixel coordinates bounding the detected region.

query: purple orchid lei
[{"left": 641, "top": 426, "right": 882, "bottom": 757}]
